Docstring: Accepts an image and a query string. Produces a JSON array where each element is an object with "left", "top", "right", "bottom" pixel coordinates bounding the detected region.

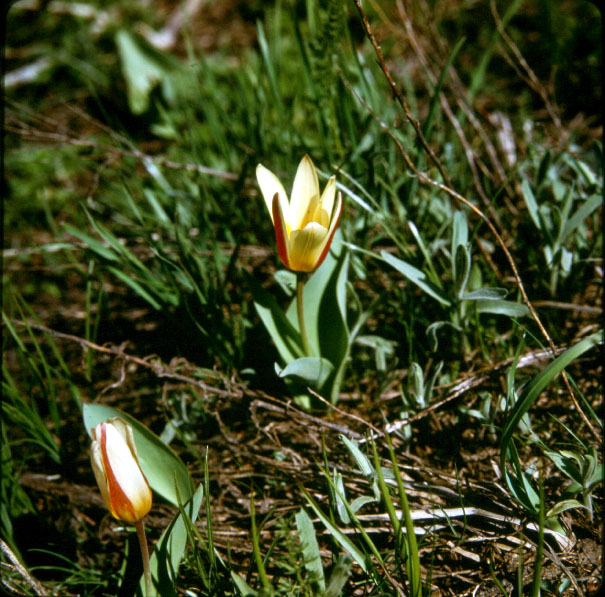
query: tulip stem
[
  {"left": 135, "top": 518, "right": 152, "bottom": 596},
  {"left": 296, "top": 273, "right": 311, "bottom": 356}
]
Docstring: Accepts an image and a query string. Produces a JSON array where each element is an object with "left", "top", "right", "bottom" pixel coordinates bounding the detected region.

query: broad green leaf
[
  {"left": 324, "top": 554, "right": 353, "bottom": 597},
  {"left": 521, "top": 178, "right": 542, "bottom": 232},
  {"left": 137, "top": 485, "right": 204, "bottom": 596},
  {"left": 381, "top": 251, "right": 450, "bottom": 306},
  {"left": 546, "top": 499, "right": 587, "bottom": 519},
  {"left": 116, "top": 30, "right": 179, "bottom": 114},
  {"left": 476, "top": 299, "right": 530, "bottom": 317},
  {"left": 562, "top": 194, "right": 601, "bottom": 241},
  {"left": 274, "top": 269, "right": 297, "bottom": 298},
  {"left": 545, "top": 450, "right": 583, "bottom": 484},
  {"left": 250, "top": 275, "right": 304, "bottom": 364},
  {"left": 82, "top": 403, "right": 194, "bottom": 507},
  {"left": 333, "top": 469, "right": 350, "bottom": 524},
  {"left": 355, "top": 335, "right": 396, "bottom": 372},
  {"left": 350, "top": 495, "right": 376, "bottom": 512},
  {"left": 451, "top": 210, "right": 469, "bottom": 282},
  {"left": 454, "top": 244, "right": 472, "bottom": 299},
  {"left": 287, "top": 232, "right": 349, "bottom": 360},
  {"left": 505, "top": 442, "right": 540, "bottom": 513},
  {"left": 279, "top": 357, "right": 334, "bottom": 389},
  {"left": 341, "top": 435, "right": 374, "bottom": 477},
  {"left": 409, "top": 362, "right": 424, "bottom": 403},
  {"left": 461, "top": 287, "right": 508, "bottom": 301},
  {"left": 295, "top": 509, "right": 325, "bottom": 592}
]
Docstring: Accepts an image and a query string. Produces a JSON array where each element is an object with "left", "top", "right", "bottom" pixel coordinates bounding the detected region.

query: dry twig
[{"left": 0, "top": 539, "right": 49, "bottom": 597}]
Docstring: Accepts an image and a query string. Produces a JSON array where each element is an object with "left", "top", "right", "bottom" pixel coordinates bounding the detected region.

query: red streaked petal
[
  {"left": 256, "top": 164, "right": 289, "bottom": 224},
  {"left": 100, "top": 422, "right": 138, "bottom": 522},
  {"left": 272, "top": 193, "right": 291, "bottom": 269},
  {"left": 90, "top": 440, "right": 111, "bottom": 512}
]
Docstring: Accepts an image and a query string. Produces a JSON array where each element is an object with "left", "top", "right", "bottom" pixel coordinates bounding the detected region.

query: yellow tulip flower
[
  {"left": 256, "top": 155, "right": 343, "bottom": 272},
  {"left": 90, "top": 418, "right": 152, "bottom": 524}
]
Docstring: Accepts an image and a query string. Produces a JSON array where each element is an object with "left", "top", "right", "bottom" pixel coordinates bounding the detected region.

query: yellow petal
[
  {"left": 314, "top": 175, "right": 336, "bottom": 227},
  {"left": 290, "top": 155, "right": 319, "bottom": 231},
  {"left": 256, "top": 164, "right": 289, "bottom": 225},
  {"left": 313, "top": 191, "right": 343, "bottom": 270},
  {"left": 288, "top": 222, "right": 328, "bottom": 272}
]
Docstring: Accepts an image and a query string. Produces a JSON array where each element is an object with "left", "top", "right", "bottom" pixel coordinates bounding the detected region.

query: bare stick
[
  {"left": 0, "top": 539, "right": 49, "bottom": 597},
  {"left": 353, "top": 0, "right": 452, "bottom": 188},
  {"left": 7, "top": 319, "right": 242, "bottom": 399}
]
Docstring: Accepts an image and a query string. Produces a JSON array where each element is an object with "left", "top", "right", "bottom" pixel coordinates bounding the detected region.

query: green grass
[{"left": 3, "top": 0, "right": 602, "bottom": 595}]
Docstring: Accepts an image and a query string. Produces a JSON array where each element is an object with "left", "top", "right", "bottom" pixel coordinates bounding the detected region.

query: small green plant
[
  {"left": 378, "top": 209, "right": 530, "bottom": 358},
  {"left": 521, "top": 150, "right": 601, "bottom": 296},
  {"left": 499, "top": 330, "right": 602, "bottom": 524}
]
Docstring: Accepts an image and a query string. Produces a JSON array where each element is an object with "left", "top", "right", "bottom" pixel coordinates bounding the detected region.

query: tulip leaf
[
  {"left": 279, "top": 357, "right": 335, "bottom": 390},
  {"left": 137, "top": 484, "right": 204, "bottom": 597},
  {"left": 287, "top": 232, "right": 352, "bottom": 402},
  {"left": 250, "top": 275, "right": 304, "bottom": 364},
  {"left": 82, "top": 403, "right": 194, "bottom": 507}
]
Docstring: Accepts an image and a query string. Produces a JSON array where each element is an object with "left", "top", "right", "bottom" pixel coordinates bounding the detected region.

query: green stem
[
  {"left": 250, "top": 491, "right": 270, "bottom": 592},
  {"left": 531, "top": 469, "right": 545, "bottom": 597},
  {"left": 135, "top": 518, "right": 152, "bottom": 596},
  {"left": 296, "top": 272, "right": 311, "bottom": 356}
]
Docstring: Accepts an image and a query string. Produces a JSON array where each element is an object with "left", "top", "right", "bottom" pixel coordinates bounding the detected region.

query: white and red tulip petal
[
  {"left": 256, "top": 164, "right": 289, "bottom": 225},
  {"left": 272, "top": 193, "right": 291, "bottom": 269}
]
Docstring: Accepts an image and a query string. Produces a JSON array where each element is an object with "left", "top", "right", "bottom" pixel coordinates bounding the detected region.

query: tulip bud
[{"left": 90, "top": 418, "right": 152, "bottom": 523}]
